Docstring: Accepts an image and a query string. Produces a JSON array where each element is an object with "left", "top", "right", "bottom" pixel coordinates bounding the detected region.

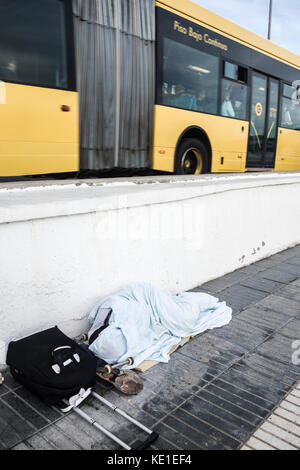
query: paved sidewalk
[
  {"left": 242, "top": 383, "right": 300, "bottom": 450},
  {"left": 1, "top": 245, "right": 300, "bottom": 450}
]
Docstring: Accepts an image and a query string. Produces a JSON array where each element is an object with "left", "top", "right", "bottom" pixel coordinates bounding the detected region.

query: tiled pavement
[
  {"left": 241, "top": 384, "right": 300, "bottom": 450},
  {"left": 1, "top": 245, "right": 300, "bottom": 450}
]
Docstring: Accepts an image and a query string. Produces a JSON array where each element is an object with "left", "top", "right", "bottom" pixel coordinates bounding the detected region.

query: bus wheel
[{"left": 175, "top": 139, "right": 209, "bottom": 175}]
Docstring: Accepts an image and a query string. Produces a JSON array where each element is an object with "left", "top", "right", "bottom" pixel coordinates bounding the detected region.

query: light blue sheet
[{"left": 88, "top": 283, "right": 232, "bottom": 368}]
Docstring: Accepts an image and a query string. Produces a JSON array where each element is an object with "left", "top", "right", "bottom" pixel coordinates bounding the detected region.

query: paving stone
[
  {"left": 196, "top": 388, "right": 262, "bottom": 426},
  {"left": 0, "top": 383, "right": 10, "bottom": 397},
  {"left": 244, "top": 436, "right": 275, "bottom": 450},
  {"left": 218, "top": 369, "right": 286, "bottom": 405},
  {"left": 194, "top": 332, "right": 246, "bottom": 360},
  {"left": 203, "top": 382, "right": 269, "bottom": 419},
  {"left": 180, "top": 395, "right": 254, "bottom": 441},
  {"left": 274, "top": 407, "right": 300, "bottom": 425},
  {"left": 254, "top": 333, "right": 300, "bottom": 370},
  {"left": 151, "top": 436, "right": 178, "bottom": 450},
  {"left": 1, "top": 371, "right": 22, "bottom": 391},
  {"left": 57, "top": 413, "right": 131, "bottom": 450},
  {"left": 11, "top": 442, "right": 32, "bottom": 450},
  {"left": 209, "top": 317, "right": 269, "bottom": 352},
  {"left": 177, "top": 345, "right": 229, "bottom": 376},
  {"left": 235, "top": 306, "right": 290, "bottom": 333},
  {"left": 63, "top": 407, "right": 125, "bottom": 450},
  {"left": 254, "top": 428, "right": 297, "bottom": 450},
  {"left": 275, "top": 318, "right": 300, "bottom": 341},
  {"left": 101, "top": 389, "right": 157, "bottom": 429},
  {"left": 1, "top": 392, "right": 49, "bottom": 430},
  {"left": 281, "top": 245, "right": 300, "bottom": 257},
  {"left": 285, "top": 393, "right": 300, "bottom": 406},
  {"left": 158, "top": 352, "right": 222, "bottom": 387},
  {"left": 254, "top": 258, "right": 283, "bottom": 269},
  {"left": 291, "top": 278, "right": 300, "bottom": 288},
  {"left": 257, "top": 268, "right": 298, "bottom": 284},
  {"left": 270, "top": 250, "right": 300, "bottom": 262},
  {"left": 38, "top": 424, "right": 84, "bottom": 450},
  {"left": 0, "top": 400, "right": 35, "bottom": 448},
  {"left": 244, "top": 353, "right": 300, "bottom": 386},
  {"left": 256, "top": 294, "right": 300, "bottom": 317},
  {"left": 163, "top": 413, "right": 231, "bottom": 450},
  {"left": 24, "top": 433, "right": 58, "bottom": 450},
  {"left": 199, "top": 265, "right": 262, "bottom": 293},
  {"left": 286, "top": 255, "right": 300, "bottom": 266},
  {"left": 280, "top": 400, "right": 300, "bottom": 416},
  {"left": 171, "top": 407, "right": 240, "bottom": 449},
  {"left": 209, "top": 377, "right": 275, "bottom": 411},
  {"left": 229, "top": 361, "right": 291, "bottom": 395},
  {"left": 240, "top": 277, "right": 284, "bottom": 294},
  {"left": 143, "top": 379, "right": 187, "bottom": 408},
  {"left": 152, "top": 422, "right": 201, "bottom": 450},
  {"left": 217, "top": 285, "right": 268, "bottom": 313},
  {"left": 267, "top": 414, "right": 300, "bottom": 437},
  {"left": 260, "top": 421, "right": 300, "bottom": 447},
  {"left": 173, "top": 344, "right": 225, "bottom": 373},
  {"left": 275, "top": 284, "right": 300, "bottom": 302},
  {"left": 178, "top": 337, "right": 241, "bottom": 371},
  {"left": 14, "top": 387, "right": 62, "bottom": 423},
  {"left": 279, "top": 263, "right": 300, "bottom": 276}
]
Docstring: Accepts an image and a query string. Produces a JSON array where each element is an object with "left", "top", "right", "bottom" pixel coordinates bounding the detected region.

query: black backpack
[{"left": 6, "top": 326, "right": 98, "bottom": 405}]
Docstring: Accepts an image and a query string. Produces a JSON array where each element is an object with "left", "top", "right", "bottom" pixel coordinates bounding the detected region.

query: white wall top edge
[{"left": 1, "top": 171, "right": 300, "bottom": 225}]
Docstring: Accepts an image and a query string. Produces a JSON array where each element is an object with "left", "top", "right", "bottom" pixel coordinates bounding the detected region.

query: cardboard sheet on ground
[{"left": 135, "top": 337, "right": 191, "bottom": 372}]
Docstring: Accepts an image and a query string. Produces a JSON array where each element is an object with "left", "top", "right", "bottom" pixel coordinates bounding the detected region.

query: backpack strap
[{"left": 88, "top": 309, "right": 112, "bottom": 346}]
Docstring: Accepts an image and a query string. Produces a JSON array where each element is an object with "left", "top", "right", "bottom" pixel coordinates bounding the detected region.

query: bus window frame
[
  {"left": 0, "top": 0, "right": 76, "bottom": 92},
  {"left": 223, "top": 60, "right": 248, "bottom": 84},
  {"left": 156, "top": 37, "right": 221, "bottom": 118},
  {"left": 156, "top": 33, "right": 251, "bottom": 122},
  {"left": 280, "top": 80, "right": 300, "bottom": 131},
  {"left": 220, "top": 58, "right": 250, "bottom": 121}
]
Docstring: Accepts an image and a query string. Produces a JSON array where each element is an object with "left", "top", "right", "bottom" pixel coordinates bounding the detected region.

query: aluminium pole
[
  {"left": 267, "top": 0, "right": 273, "bottom": 40},
  {"left": 114, "top": 0, "right": 122, "bottom": 167}
]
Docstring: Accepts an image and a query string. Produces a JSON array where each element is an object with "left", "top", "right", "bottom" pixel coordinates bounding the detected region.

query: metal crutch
[{"left": 61, "top": 388, "right": 158, "bottom": 450}]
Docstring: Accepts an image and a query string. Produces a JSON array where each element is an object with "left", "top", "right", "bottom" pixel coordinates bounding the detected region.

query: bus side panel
[
  {"left": 152, "top": 105, "right": 249, "bottom": 172},
  {"left": 275, "top": 128, "right": 300, "bottom": 171},
  {"left": 0, "top": 83, "right": 79, "bottom": 177}
]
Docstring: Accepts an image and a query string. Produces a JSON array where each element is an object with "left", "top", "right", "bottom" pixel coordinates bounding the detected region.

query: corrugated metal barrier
[{"left": 72, "top": 0, "right": 155, "bottom": 170}]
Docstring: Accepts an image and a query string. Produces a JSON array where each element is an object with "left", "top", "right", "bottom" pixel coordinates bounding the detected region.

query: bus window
[
  {"left": 221, "top": 62, "right": 248, "bottom": 120},
  {"left": 160, "top": 37, "right": 219, "bottom": 114},
  {"left": 224, "top": 61, "right": 247, "bottom": 83},
  {"left": 280, "top": 83, "right": 300, "bottom": 130},
  {"left": 0, "top": 0, "right": 69, "bottom": 90},
  {"left": 221, "top": 80, "right": 248, "bottom": 120}
]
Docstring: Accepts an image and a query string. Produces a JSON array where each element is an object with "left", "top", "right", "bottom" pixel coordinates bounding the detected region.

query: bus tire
[{"left": 174, "top": 138, "right": 209, "bottom": 175}]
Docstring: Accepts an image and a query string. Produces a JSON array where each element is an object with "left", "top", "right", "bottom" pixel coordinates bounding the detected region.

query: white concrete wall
[{"left": 1, "top": 172, "right": 300, "bottom": 365}]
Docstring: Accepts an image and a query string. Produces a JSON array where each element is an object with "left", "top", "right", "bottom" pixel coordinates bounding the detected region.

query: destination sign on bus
[{"left": 173, "top": 20, "right": 228, "bottom": 51}]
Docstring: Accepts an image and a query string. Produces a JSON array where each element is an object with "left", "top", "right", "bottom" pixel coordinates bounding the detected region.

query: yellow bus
[
  {"left": 1, "top": 0, "right": 300, "bottom": 177},
  {"left": 153, "top": 0, "right": 300, "bottom": 174},
  {"left": 0, "top": 0, "right": 78, "bottom": 177}
]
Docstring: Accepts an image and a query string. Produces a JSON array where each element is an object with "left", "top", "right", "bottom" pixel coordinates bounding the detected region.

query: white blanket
[{"left": 88, "top": 283, "right": 232, "bottom": 368}]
